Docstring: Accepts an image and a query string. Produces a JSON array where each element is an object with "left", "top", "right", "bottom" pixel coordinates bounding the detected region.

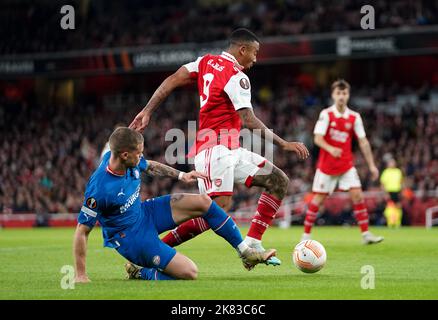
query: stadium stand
[
  {"left": 1, "top": 0, "right": 437, "bottom": 227},
  {"left": 0, "top": 0, "right": 437, "bottom": 54},
  {"left": 1, "top": 82, "right": 437, "bottom": 226}
]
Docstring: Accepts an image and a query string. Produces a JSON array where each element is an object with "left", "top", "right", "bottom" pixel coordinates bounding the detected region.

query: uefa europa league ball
[{"left": 293, "top": 240, "right": 327, "bottom": 273}]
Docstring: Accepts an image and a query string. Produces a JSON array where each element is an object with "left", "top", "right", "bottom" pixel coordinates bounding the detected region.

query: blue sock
[
  {"left": 139, "top": 267, "right": 175, "bottom": 280},
  {"left": 202, "top": 201, "right": 243, "bottom": 248}
]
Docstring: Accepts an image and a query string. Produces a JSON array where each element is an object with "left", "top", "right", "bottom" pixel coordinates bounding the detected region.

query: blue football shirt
[{"left": 77, "top": 151, "right": 148, "bottom": 248}]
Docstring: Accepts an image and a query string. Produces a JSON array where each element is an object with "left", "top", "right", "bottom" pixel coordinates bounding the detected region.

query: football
[{"left": 293, "top": 240, "right": 327, "bottom": 273}]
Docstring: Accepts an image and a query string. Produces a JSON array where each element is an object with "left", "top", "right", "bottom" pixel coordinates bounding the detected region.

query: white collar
[
  {"left": 220, "top": 51, "right": 244, "bottom": 70},
  {"left": 330, "top": 105, "right": 350, "bottom": 119}
]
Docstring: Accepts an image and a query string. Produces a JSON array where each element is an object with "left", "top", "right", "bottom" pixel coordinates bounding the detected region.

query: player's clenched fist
[
  {"left": 369, "top": 165, "right": 379, "bottom": 181},
  {"left": 180, "top": 171, "right": 208, "bottom": 184},
  {"left": 283, "top": 142, "right": 310, "bottom": 160}
]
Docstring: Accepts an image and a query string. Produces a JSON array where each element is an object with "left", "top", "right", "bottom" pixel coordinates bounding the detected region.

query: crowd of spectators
[
  {"left": 1, "top": 0, "right": 437, "bottom": 55},
  {"left": 1, "top": 80, "right": 437, "bottom": 222}
]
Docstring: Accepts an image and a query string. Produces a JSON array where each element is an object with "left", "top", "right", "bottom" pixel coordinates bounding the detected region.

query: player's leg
[
  {"left": 123, "top": 232, "right": 198, "bottom": 281},
  {"left": 163, "top": 253, "right": 198, "bottom": 279},
  {"left": 342, "top": 168, "right": 384, "bottom": 244},
  {"left": 161, "top": 196, "right": 233, "bottom": 247},
  {"left": 233, "top": 149, "right": 288, "bottom": 247},
  {"left": 168, "top": 193, "right": 276, "bottom": 270},
  {"left": 246, "top": 162, "right": 288, "bottom": 243},
  {"left": 161, "top": 146, "right": 235, "bottom": 247},
  {"left": 161, "top": 216, "right": 210, "bottom": 247},
  {"left": 125, "top": 252, "right": 198, "bottom": 280},
  {"left": 301, "top": 193, "right": 327, "bottom": 241},
  {"left": 211, "top": 195, "right": 233, "bottom": 211},
  {"left": 301, "top": 169, "right": 337, "bottom": 241}
]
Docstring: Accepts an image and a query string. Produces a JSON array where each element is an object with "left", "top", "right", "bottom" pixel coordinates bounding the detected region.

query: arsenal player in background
[
  {"left": 130, "top": 28, "right": 309, "bottom": 268},
  {"left": 302, "top": 79, "right": 384, "bottom": 245}
]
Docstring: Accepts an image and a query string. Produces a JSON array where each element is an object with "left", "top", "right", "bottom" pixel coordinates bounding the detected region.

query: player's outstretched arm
[
  {"left": 238, "top": 108, "right": 309, "bottom": 160},
  {"left": 73, "top": 224, "right": 92, "bottom": 283},
  {"left": 129, "top": 66, "right": 194, "bottom": 132},
  {"left": 358, "top": 137, "right": 379, "bottom": 180},
  {"left": 145, "top": 160, "right": 207, "bottom": 183}
]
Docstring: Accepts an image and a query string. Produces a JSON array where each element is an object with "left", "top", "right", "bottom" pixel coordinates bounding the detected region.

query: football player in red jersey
[
  {"left": 130, "top": 28, "right": 309, "bottom": 268},
  {"left": 302, "top": 79, "right": 383, "bottom": 244}
]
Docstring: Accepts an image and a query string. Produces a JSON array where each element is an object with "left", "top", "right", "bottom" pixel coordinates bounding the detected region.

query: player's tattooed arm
[
  {"left": 238, "top": 108, "right": 309, "bottom": 160},
  {"left": 130, "top": 67, "right": 194, "bottom": 132},
  {"left": 145, "top": 160, "right": 181, "bottom": 179},
  {"left": 145, "top": 160, "right": 207, "bottom": 183},
  {"left": 238, "top": 108, "right": 288, "bottom": 146},
  {"left": 142, "top": 66, "right": 193, "bottom": 114}
]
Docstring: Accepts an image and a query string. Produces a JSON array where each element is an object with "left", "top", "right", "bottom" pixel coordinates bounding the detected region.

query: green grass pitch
[{"left": 1, "top": 226, "right": 438, "bottom": 300}]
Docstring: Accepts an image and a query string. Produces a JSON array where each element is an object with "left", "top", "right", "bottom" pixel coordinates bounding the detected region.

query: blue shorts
[{"left": 114, "top": 195, "right": 178, "bottom": 270}]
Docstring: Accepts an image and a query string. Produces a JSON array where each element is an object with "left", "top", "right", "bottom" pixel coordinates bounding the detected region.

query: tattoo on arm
[
  {"left": 238, "top": 108, "right": 287, "bottom": 148},
  {"left": 143, "top": 67, "right": 193, "bottom": 114},
  {"left": 145, "top": 160, "right": 180, "bottom": 179},
  {"left": 143, "top": 81, "right": 173, "bottom": 114}
]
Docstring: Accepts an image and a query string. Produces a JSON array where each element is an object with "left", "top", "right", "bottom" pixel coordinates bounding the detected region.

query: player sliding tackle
[
  {"left": 73, "top": 127, "right": 276, "bottom": 282},
  {"left": 130, "top": 28, "right": 309, "bottom": 267}
]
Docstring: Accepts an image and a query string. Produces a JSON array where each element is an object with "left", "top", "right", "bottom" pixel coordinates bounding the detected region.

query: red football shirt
[
  {"left": 314, "top": 105, "right": 366, "bottom": 175},
  {"left": 183, "top": 51, "right": 252, "bottom": 156}
]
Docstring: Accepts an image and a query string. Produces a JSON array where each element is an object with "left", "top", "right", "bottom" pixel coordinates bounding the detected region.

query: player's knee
[
  {"left": 181, "top": 264, "right": 198, "bottom": 280},
  {"left": 279, "top": 171, "right": 290, "bottom": 190},
  {"left": 197, "top": 194, "right": 212, "bottom": 212},
  {"left": 351, "top": 191, "right": 363, "bottom": 203},
  {"left": 214, "top": 197, "right": 232, "bottom": 212},
  {"left": 312, "top": 194, "right": 326, "bottom": 206},
  {"left": 269, "top": 170, "right": 289, "bottom": 197},
  {"left": 221, "top": 201, "right": 232, "bottom": 212}
]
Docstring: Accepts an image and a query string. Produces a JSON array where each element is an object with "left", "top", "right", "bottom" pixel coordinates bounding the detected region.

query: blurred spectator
[{"left": 380, "top": 157, "right": 404, "bottom": 227}]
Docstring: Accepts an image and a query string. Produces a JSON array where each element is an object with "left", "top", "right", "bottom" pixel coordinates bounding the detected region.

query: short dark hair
[
  {"left": 331, "top": 79, "right": 351, "bottom": 92},
  {"left": 229, "top": 28, "right": 260, "bottom": 46},
  {"left": 109, "top": 127, "right": 144, "bottom": 155}
]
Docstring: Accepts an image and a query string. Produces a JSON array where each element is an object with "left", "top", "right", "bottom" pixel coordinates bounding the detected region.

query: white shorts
[
  {"left": 194, "top": 145, "right": 267, "bottom": 196},
  {"left": 312, "top": 167, "right": 362, "bottom": 194}
]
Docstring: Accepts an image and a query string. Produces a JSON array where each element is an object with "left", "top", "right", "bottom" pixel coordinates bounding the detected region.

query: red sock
[
  {"left": 353, "top": 202, "right": 369, "bottom": 233},
  {"left": 304, "top": 201, "right": 319, "bottom": 234},
  {"left": 161, "top": 217, "right": 210, "bottom": 247},
  {"left": 247, "top": 192, "right": 282, "bottom": 240}
]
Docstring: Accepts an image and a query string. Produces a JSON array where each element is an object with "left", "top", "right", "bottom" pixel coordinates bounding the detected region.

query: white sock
[
  {"left": 244, "top": 236, "right": 261, "bottom": 246},
  {"left": 237, "top": 241, "right": 250, "bottom": 254},
  {"left": 362, "top": 231, "right": 370, "bottom": 236}
]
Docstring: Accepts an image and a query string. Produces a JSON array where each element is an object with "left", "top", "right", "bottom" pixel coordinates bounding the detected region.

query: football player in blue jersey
[{"left": 73, "top": 127, "right": 276, "bottom": 282}]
